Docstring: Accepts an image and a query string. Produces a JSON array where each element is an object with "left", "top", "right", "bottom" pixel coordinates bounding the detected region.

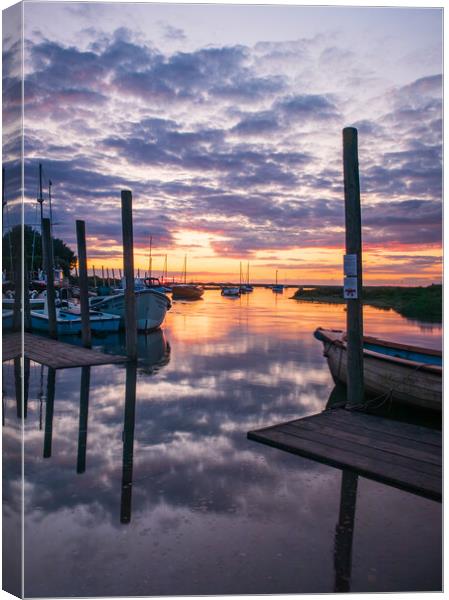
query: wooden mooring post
[
  {"left": 76, "top": 220, "right": 92, "bottom": 348},
  {"left": 101, "top": 265, "right": 105, "bottom": 286},
  {"left": 343, "top": 127, "right": 364, "bottom": 407},
  {"left": 42, "top": 217, "right": 57, "bottom": 339},
  {"left": 121, "top": 190, "right": 137, "bottom": 360},
  {"left": 92, "top": 265, "right": 97, "bottom": 288}
]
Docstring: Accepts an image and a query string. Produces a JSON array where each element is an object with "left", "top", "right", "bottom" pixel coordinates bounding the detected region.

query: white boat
[
  {"left": 314, "top": 328, "right": 442, "bottom": 412},
  {"left": 221, "top": 287, "right": 241, "bottom": 297},
  {"left": 90, "top": 288, "right": 171, "bottom": 331},
  {"left": 31, "top": 307, "right": 121, "bottom": 335}
]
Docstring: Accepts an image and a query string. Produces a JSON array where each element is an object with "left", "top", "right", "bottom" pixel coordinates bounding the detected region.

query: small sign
[
  {"left": 344, "top": 254, "right": 358, "bottom": 277},
  {"left": 344, "top": 277, "right": 358, "bottom": 299}
]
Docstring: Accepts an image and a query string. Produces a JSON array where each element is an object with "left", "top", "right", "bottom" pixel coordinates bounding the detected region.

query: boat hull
[
  {"left": 171, "top": 285, "right": 204, "bottom": 300},
  {"left": 315, "top": 328, "right": 442, "bottom": 412},
  {"left": 30, "top": 309, "right": 121, "bottom": 335},
  {"left": 90, "top": 289, "right": 171, "bottom": 331}
]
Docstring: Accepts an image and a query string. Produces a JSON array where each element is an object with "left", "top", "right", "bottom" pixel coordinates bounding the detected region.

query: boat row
[{"left": 3, "top": 279, "right": 173, "bottom": 336}]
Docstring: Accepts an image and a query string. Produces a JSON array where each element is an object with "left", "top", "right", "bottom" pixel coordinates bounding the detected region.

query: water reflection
[
  {"left": 2, "top": 290, "right": 441, "bottom": 596},
  {"left": 334, "top": 471, "right": 358, "bottom": 593}
]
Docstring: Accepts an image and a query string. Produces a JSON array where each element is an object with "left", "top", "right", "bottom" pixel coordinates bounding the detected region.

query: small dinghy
[
  {"left": 314, "top": 328, "right": 442, "bottom": 412},
  {"left": 31, "top": 307, "right": 121, "bottom": 335}
]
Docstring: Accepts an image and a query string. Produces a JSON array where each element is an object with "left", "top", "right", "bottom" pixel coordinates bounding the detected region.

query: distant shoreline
[{"left": 291, "top": 284, "right": 442, "bottom": 323}]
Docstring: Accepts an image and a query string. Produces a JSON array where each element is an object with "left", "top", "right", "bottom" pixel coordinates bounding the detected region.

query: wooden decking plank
[
  {"left": 290, "top": 415, "right": 442, "bottom": 466},
  {"left": 276, "top": 423, "right": 441, "bottom": 477},
  {"left": 322, "top": 408, "right": 442, "bottom": 447},
  {"left": 248, "top": 427, "right": 441, "bottom": 500},
  {"left": 2, "top": 333, "right": 127, "bottom": 368},
  {"left": 248, "top": 408, "right": 442, "bottom": 501}
]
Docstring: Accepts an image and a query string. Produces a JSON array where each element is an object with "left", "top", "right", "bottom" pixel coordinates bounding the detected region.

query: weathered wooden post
[
  {"left": 76, "top": 220, "right": 92, "bottom": 348},
  {"left": 107, "top": 267, "right": 110, "bottom": 287},
  {"left": 92, "top": 264, "right": 97, "bottom": 288},
  {"left": 43, "top": 367, "right": 56, "bottom": 458},
  {"left": 343, "top": 127, "right": 364, "bottom": 408},
  {"left": 120, "top": 362, "right": 137, "bottom": 523},
  {"left": 112, "top": 268, "right": 116, "bottom": 286},
  {"left": 121, "top": 190, "right": 138, "bottom": 360},
  {"left": 101, "top": 265, "right": 105, "bottom": 286},
  {"left": 76, "top": 366, "right": 90, "bottom": 474},
  {"left": 42, "top": 217, "right": 57, "bottom": 339}
]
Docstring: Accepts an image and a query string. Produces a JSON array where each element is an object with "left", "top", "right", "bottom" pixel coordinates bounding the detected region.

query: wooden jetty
[
  {"left": 2, "top": 332, "right": 127, "bottom": 369},
  {"left": 248, "top": 407, "right": 441, "bottom": 501}
]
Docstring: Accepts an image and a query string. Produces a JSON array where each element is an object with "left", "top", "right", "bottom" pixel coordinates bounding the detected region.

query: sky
[{"left": 3, "top": 2, "right": 443, "bottom": 284}]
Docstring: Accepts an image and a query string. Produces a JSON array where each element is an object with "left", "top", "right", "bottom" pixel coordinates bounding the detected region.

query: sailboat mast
[
  {"left": 247, "top": 262, "right": 249, "bottom": 286},
  {"left": 184, "top": 255, "right": 187, "bottom": 284},
  {"left": 37, "top": 163, "right": 44, "bottom": 222},
  {"left": 276, "top": 270, "right": 278, "bottom": 285},
  {"left": 148, "top": 234, "right": 152, "bottom": 279}
]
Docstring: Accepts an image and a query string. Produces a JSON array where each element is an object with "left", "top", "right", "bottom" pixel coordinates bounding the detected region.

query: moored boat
[
  {"left": 221, "top": 286, "right": 241, "bottom": 297},
  {"left": 90, "top": 288, "right": 171, "bottom": 330},
  {"left": 31, "top": 307, "right": 121, "bottom": 335},
  {"left": 171, "top": 284, "right": 204, "bottom": 300},
  {"left": 314, "top": 327, "right": 442, "bottom": 412},
  {"left": 272, "top": 269, "right": 284, "bottom": 293}
]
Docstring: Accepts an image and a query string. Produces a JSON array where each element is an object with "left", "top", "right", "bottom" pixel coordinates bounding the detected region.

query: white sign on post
[
  {"left": 344, "top": 277, "right": 358, "bottom": 299},
  {"left": 344, "top": 254, "right": 357, "bottom": 277}
]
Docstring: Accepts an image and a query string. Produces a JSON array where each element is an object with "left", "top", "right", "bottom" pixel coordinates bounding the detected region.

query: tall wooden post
[
  {"left": 343, "top": 127, "right": 364, "bottom": 408},
  {"left": 42, "top": 218, "right": 57, "bottom": 339},
  {"left": 121, "top": 190, "right": 137, "bottom": 360},
  {"left": 76, "top": 220, "right": 92, "bottom": 348},
  {"left": 76, "top": 366, "right": 90, "bottom": 474},
  {"left": 112, "top": 268, "right": 116, "bottom": 286},
  {"left": 92, "top": 265, "right": 97, "bottom": 288},
  {"left": 101, "top": 265, "right": 105, "bottom": 286}
]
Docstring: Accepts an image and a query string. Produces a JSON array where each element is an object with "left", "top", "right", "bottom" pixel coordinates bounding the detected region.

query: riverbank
[{"left": 291, "top": 284, "right": 442, "bottom": 322}]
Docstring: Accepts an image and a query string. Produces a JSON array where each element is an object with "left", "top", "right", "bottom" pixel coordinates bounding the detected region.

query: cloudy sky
[{"left": 6, "top": 2, "right": 443, "bottom": 283}]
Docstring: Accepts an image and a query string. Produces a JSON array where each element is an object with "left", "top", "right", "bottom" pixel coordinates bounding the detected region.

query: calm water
[{"left": 3, "top": 289, "right": 442, "bottom": 596}]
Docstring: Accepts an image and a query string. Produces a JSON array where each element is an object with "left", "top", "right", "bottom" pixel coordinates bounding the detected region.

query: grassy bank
[{"left": 292, "top": 284, "right": 442, "bottom": 322}]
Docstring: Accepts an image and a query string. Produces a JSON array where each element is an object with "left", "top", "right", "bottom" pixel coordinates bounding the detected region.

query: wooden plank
[
  {"left": 310, "top": 411, "right": 442, "bottom": 458},
  {"left": 323, "top": 409, "right": 441, "bottom": 447},
  {"left": 248, "top": 408, "right": 441, "bottom": 501},
  {"left": 2, "top": 333, "right": 127, "bottom": 369},
  {"left": 277, "top": 423, "right": 441, "bottom": 477}
]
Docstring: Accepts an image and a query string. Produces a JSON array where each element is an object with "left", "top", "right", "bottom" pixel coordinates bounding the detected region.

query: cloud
[{"left": 20, "top": 26, "right": 442, "bottom": 270}]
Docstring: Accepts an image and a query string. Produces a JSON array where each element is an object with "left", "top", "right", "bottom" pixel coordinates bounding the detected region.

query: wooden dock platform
[
  {"left": 248, "top": 408, "right": 441, "bottom": 501},
  {"left": 2, "top": 332, "right": 127, "bottom": 369}
]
